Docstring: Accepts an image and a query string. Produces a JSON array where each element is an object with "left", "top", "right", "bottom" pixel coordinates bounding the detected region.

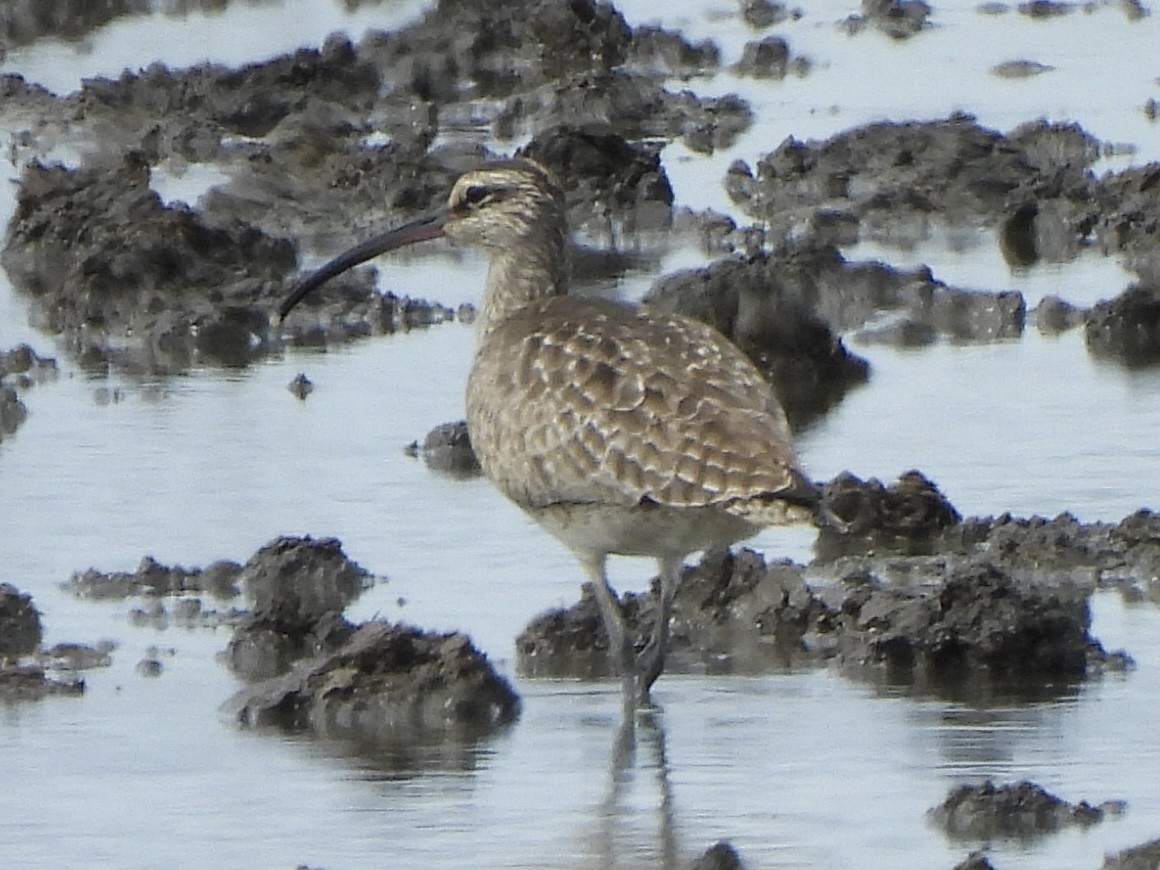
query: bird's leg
[
  {"left": 637, "top": 556, "right": 684, "bottom": 700},
  {"left": 579, "top": 553, "right": 636, "bottom": 697}
]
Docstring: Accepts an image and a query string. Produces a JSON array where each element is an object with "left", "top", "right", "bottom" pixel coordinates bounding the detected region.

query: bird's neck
[{"left": 477, "top": 230, "right": 569, "bottom": 336}]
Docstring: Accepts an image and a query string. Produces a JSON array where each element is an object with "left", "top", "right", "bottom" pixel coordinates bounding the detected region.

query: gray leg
[
  {"left": 637, "top": 555, "right": 684, "bottom": 699},
  {"left": 578, "top": 552, "right": 636, "bottom": 694}
]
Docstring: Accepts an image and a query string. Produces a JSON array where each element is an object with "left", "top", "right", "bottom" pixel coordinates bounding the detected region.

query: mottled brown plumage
[{"left": 279, "top": 158, "right": 816, "bottom": 703}]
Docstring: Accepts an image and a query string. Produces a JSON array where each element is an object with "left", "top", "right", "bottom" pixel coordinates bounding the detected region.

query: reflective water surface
[{"left": 3, "top": 2, "right": 1160, "bottom": 867}]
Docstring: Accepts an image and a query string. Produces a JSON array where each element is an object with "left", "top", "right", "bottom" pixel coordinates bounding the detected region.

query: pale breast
[{"left": 465, "top": 296, "right": 813, "bottom": 521}]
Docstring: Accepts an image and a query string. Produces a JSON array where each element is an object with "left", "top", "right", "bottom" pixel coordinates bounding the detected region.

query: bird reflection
[{"left": 592, "top": 701, "right": 680, "bottom": 869}]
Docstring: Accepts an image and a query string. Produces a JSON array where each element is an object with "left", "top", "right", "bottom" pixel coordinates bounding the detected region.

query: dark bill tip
[{"left": 278, "top": 210, "right": 448, "bottom": 322}]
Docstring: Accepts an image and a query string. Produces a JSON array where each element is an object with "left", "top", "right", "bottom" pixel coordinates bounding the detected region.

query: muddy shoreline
[{"left": 3, "top": 0, "right": 1160, "bottom": 867}]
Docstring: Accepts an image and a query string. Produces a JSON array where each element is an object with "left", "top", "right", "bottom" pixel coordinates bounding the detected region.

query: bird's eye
[{"left": 462, "top": 185, "right": 490, "bottom": 206}]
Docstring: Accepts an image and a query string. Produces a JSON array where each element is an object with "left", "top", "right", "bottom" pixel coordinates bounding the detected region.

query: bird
[{"left": 278, "top": 158, "right": 818, "bottom": 704}]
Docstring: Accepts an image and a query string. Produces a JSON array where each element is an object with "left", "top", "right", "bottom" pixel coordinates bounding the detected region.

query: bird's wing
[{"left": 466, "top": 297, "right": 811, "bottom": 515}]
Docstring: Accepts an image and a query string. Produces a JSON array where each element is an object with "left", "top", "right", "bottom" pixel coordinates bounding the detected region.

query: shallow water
[{"left": 3, "top": 2, "right": 1160, "bottom": 868}]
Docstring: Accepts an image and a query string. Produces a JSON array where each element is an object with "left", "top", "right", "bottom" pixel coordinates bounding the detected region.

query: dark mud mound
[
  {"left": 0, "top": 384, "right": 27, "bottom": 443},
  {"left": 929, "top": 780, "right": 1124, "bottom": 840},
  {"left": 2, "top": 154, "right": 294, "bottom": 368},
  {"left": 690, "top": 841, "right": 747, "bottom": 870},
  {"left": 66, "top": 553, "right": 242, "bottom": 600},
  {"left": 724, "top": 115, "right": 1097, "bottom": 247},
  {"left": 1085, "top": 283, "right": 1160, "bottom": 367},
  {"left": 723, "top": 113, "right": 1160, "bottom": 294},
  {"left": 822, "top": 489, "right": 1160, "bottom": 604},
  {"left": 518, "top": 472, "right": 1140, "bottom": 692},
  {"left": 518, "top": 548, "right": 830, "bottom": 679},
  {"left": 225, "top": 536, "right": 373, "bottom": 682},
  {"left": 225, "top": 620, "right": 520, "bottom": 744},
  {"left": 952, "top": 851, "right": 996, "bottom": 870},
  {"left": 0, "top": 0, "right": 256, "bottom": 49},
  {"left": 65, "top": 553, "right": 244, "bottom": 630},
  {"left": 832, "top": 560, "right": 1118, "bottom": 687},
  {"left": 518, "top": 581, "right": 649, "bottom": 680},
  {"left": 843, "top": 0, "right": 933, "bottom": 41},
  {"left": 817, "top": 470, "right": 962, "bottom": 558},
  {"left": 0, "top": 582, "right": 42, "bottom": 657},
  {"left": 1, "top": 584, "right": 100, "bottom": 699},
  {"left": 1105, "top": 837, "right": 1160, "bottom": 870},
  {"left": 519, "top": 124, "right": 673, "bottom": 239},
  {"left": 938, "top": 509, "right": 1160, "bottom": 603},
  {"left": 0, "top": 343, "right": 56, "bottom": 443},
  {"left": 408, "top": 419, "right": 482, "bottom": 478}
]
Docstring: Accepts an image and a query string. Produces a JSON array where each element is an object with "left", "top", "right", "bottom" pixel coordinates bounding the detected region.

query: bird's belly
[{"left": 523, "top": 501, "right": 761, "bottom": 561}]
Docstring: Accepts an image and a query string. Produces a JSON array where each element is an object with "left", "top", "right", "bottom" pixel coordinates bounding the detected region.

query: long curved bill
[{"left": 278, "top": 210, "right": 448, "bottom": 321}]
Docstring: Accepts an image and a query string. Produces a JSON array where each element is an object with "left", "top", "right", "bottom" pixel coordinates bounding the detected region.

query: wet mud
[
  {"left": 689, "top": 841, "right": 746, "bottom": 870},
  {"left": 1104, "top": 837, "right": 1160, "bottom": 870},
  {"left": 928, "top": 779, "right": 1125, "bottom": 840},
  {"left": 518, "top": 473, "right": 1140, "bottom": 696},
  {"left": 0, "top": 343, "right": 55, "bottom": 442},
  {"left": 3, "top": 0, "right": 1160, "bottom": 861},
  {"left": 222, "top": 537, "right": 518, "bottom": 745},
  {"left": 2, "top": 4, "right": 1158, "bottom": 405},
  {"left": 1, "top": 583, "right": 108, "bottom": 699},
  {"left": 224, "top": 620, "right": 520, "bottom": 745},
  {"left": 66, "top": 554, "right": 245, "bottom": 631},
  {"left": 225, "top": 535, "right": 372, "bottom": 681},
  {"left": 64, "top": 535, "right": 518, "bottom": 744}
]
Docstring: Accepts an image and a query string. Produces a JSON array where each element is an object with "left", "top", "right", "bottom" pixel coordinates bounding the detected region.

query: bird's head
[{"left": 278, "top": 158, "right": 565, "bottom": 322}]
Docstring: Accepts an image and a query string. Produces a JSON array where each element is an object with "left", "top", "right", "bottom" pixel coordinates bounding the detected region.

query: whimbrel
[{"left": 279, "top": 159, "right": 817, "bottom": 702}]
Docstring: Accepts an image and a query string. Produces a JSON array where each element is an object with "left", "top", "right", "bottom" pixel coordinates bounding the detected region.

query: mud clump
[
  {"left": 1104, "top": 837, "right": 1160, "bottom": 869},
  {"left": 518, "top": 582, "right": 647, "bottom": 680},
  {"left": 928, "top": 780, "right": 1124, "bottom": 839},
  {"left": 2, "top": 154, "right": 294, "bottom": 371},
  {"left": 1085, "top": 284, "right": 1160, "bottom": 367},
  {"left": 224, "top": 620, "right": 520, "bottom": 745},
  {"left": 952, "top": 851, "right": 996, "bottom": 870},
  {"left": 0, "top": 0, "right": 233, "bottom": 47},
  {"left": 831, "top": 560, "right": 1117, "bottom": 686},
  {"left": 518, "top": 474, "right": 1140, "bottom": 692},
  {"left": 733, "top": 36, "right": 808, "bottom": 80},
  {"left": 66, "top": 554, "right": 242, "bottom": 600},
  {"left": 1, "top": 584, "right": 101, "bottom": 700},
  {"left": 0, "top": 385, "right": 26, "bottom": 441},
  {"left": 0, "top": 343, "right": 57, "bottom": 442},
  {"left": 518, "top": 548, "right": 830, "bottom": 679},
  {"left": 225, "top": 536, "right": 372, "bottom": 681},
  {"left": 66, "top": 554, "right": 244, "bottom": 631},
  {"left": 690, "top": 841, "right": 747, "bottom": 870},
  {"left": 843, "top": 0, "right": 933, "bottom": 40},
  {"left": 409, "top": 419, "right": 482, "bottom": 478},
  {"left": 817, "top": 470, "right": 962, "bottom": 558},
  {"left": 724, "top": 115, "right": 1100, "bottom": 258},
  {"left": 223, "top": 535, "right": 519, "bottom": 745},
  {"left": 0, "top": 582, "right": 42, "bottom": 657},
  {"left": 519, "top": 124, "right": 673, "bottom": 240}
]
